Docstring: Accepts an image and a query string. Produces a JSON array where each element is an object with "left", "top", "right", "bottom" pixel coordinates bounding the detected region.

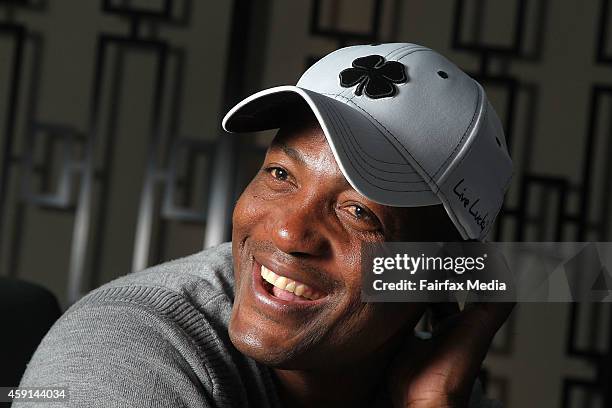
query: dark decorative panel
[
  {"left": 307, "top": 0, "right": 384, "bottom": 66},
  {"left": 102, "top": 0, "right": 172, "bottom": 19},
  {"left": 0, "top": 22, "right": 25, "bottom": 268},
  {"left": 0, "top": 0, "right": 227, "bottom": 304},
  {"left": 597, "top": 0, "right": 612, "bottom": 64},
  {"left": 452, "top": 0, "right": 528, "bottom": 55},
  {"left": 310, "top": 0, "right": 383, "bottom": 45},
  {"left": 162, "top": 138, "right": 214, "bottom": 223},
  {"left": 21, "top": 122, "right": 83, "bottom": 209}
]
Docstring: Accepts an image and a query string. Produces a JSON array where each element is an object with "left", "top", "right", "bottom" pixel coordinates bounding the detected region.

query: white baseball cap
[{"left": 222, "top": 43, "right": 513, "bottom": 241}]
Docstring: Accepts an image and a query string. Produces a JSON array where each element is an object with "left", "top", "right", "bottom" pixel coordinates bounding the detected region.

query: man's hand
[{"left": 387, "top": 302, "right": 514, "bottom": 408}]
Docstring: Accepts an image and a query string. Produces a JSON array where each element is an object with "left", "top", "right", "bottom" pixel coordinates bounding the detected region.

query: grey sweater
[
  {"left": 17, "top": 243, "right": 281, "bottom": 407},
  {"left": 16, "top": 243, "right": 497, "bottom": 408}
]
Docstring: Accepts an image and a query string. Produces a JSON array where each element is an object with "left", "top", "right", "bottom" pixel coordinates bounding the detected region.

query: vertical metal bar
[
  {"left": 370, "top": 0, "right": 383, "bottom": 40},
  {"left": 596, "top": 0, "right": 611, "bottom": 63},
  {"left": 606, "top": 305, "right": 612, "bottom": 407},
  {"left": 512, "top": 0, "right": 528, "bottom": 54},
  {"left": 451, "top": 0, "right": 465, "bottom": 49},
  {"left": 204, "top": 0, "right": 253, "bottom": 248},
  {"left": 67, "top": 37, "right": 106, "bottom": 304},
  {"left": 578, "top": 87, "right": 601, "bottom": 241},
  {"left": 132, "top": 43, "right": 168, "bottom": 272},
  {"left": 309, "top": 0, "right": 322, "bottom": 36},
  {"left": 0, "top": 24, "right": 24, "bottom": 274},
  {"left": 204, "top": 138, "right": 237, "bottom": 248}
]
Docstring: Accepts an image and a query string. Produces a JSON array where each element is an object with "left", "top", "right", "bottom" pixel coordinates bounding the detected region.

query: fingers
[
  {"left": 440, "top": 301, "right": 514, "bottom": 362},
  {"left": 459, "top": 302, "right": 515, "bottom": 336},
  {"left": 428, "top": 301, "right": 515, "bottom": 340},
  {"left": 428, "top": 301, "right": 461, "bottom": 331},
  {"left": 425, "top": 302, "right": 515, "bottom": 400}
]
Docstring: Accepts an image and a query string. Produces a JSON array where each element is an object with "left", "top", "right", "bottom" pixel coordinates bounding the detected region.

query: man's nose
[{"left": 269, "top": 204, "right": 329, "bottom": 257}]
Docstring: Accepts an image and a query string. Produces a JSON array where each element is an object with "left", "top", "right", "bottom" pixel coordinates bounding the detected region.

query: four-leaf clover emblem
[{"left": 339, "top": 55, "right": 407, "bottom": 99}]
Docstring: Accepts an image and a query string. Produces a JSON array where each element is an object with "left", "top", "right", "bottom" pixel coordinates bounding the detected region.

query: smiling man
[{"left": 17, "top": 43, "right": 512, "bottom": 408}]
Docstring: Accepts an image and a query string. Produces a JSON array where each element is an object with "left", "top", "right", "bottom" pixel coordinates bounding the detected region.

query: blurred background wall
[{"left": 0, "top": 0, "right": 610, "bottom": 406}]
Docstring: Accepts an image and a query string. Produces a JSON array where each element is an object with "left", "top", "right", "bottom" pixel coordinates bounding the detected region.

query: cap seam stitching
[
  {"left": 386, "top": 44, "right": 423, "bottom": 60},
  {"left": 320, "top": 94, "right": 431, "bottom": 192},
  {"left": 322, "top": 95, "right": 420, "bottom": 169},
  {"left": 326, "top": 98, "right": 425, "bottom": 182},
  {"left": 432, "top": 84, "right": 482, "bottom": 178},
  {"left": 443, "top": 98, "right": 488, "bottom": 174},
  {"left": 321, "top": 92, "right": 437, "bottom": 189},
  {"left": 323, "top": 96, "right": 428, "bottom": 186},
  {"left": 339, "top": 121, "right": 423, "bottom": 175},
  {"left": 393, "top": 47, "right": 432, "bottom": 61}
]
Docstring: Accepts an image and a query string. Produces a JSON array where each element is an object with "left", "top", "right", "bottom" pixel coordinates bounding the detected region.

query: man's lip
[
  {"left": 251, "top": 260, "right": 329, "bottom": 311},
  {"left": 253, "top": 255, "right": 332, "bottom": 296}
]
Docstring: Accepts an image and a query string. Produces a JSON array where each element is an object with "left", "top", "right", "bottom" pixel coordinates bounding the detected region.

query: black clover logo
[{"left": 339, "top": 55, "right": 407, "bottom": 99}]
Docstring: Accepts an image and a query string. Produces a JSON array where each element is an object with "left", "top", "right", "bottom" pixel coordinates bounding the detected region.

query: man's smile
[
  {"left": 261, "top": 265, "right": 326, "bottom": 301},
  {"left": 250, "top": 258, "right": 331, "bottom": 313}
]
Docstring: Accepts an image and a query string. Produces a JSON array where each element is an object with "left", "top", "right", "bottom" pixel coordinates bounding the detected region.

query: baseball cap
[{"left": 222, "top": 43, "right": 513, "bottom": 241}]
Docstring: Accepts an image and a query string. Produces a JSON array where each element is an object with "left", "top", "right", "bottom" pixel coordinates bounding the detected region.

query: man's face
[{"left": 229, "top": 110, "right": 458, "bottom": 369}]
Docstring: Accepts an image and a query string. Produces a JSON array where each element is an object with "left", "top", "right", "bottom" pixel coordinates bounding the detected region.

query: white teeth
[
  {"left": 275, "top": 276, "right": 288, "bottom": 290},
  {"left": 285, "top": 281, "right": 296, "bottom": 292},
  {"left": 294, "top": 284, "right": 305, "bottom": 297},
  {"left": 260, "top": 265, "right": 323, "bottom": 300}
]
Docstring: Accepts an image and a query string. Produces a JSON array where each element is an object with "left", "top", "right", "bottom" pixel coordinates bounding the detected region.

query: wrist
[{"left": 397, "top": 390, "right": 468, "bottom": 408}]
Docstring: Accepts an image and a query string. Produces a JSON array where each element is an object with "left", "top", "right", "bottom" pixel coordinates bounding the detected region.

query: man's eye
[
  {"left": 341, "top": 203, "right": 382, "bottom": 231},
  {"left": 267, "top": 167, "right": 289, "bottom": 181},
  {"left": 347, "top": 204, "right": 369, "bottom": 220}
]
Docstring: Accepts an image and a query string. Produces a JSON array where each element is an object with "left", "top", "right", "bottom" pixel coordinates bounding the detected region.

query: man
[{"left": 17, "top": 43, "right": 513, "bottom": 407}]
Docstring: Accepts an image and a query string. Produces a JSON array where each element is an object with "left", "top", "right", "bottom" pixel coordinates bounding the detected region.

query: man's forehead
[
  {"left": 268, "top": 126, "right": 351, "bottom": 189},
  {"left": 269, "top": 142, "right": 307, "bottom": 166},
  {"left": 270, "top": 108, "right": 326, "bottom": 155}
]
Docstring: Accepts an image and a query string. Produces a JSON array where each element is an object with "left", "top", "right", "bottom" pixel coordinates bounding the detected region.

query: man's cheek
[{"left": 233, "top": 189, "right": 263, "bottom": 234}]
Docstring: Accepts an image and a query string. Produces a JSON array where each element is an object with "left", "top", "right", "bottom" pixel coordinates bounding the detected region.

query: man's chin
[{"left": 227, "top": 313, "right": 317, "bottom": 369}]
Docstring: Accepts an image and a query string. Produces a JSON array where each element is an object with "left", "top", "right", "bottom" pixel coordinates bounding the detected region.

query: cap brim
[{"left": 222, "top": 85, "right": 440, "bottom": 207}]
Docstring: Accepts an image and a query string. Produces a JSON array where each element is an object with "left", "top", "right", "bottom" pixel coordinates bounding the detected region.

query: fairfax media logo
[{"left": 362, "top": 242, "right": 612, "bottom": 303}]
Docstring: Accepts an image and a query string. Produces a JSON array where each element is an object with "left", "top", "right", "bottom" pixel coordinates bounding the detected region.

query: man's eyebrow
[
  {"left": 269, "top": 139, "right": 352, "bottom": 188},
  {"left": 269, "top": 141, "right": 306, "bottom": 165}
]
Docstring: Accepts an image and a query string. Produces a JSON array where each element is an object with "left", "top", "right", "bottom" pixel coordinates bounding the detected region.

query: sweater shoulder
[
  {"left": 64, "top": 242, "right": 237, "bottom": 349},
  {"left": 18, "top": 242, "right": 255, "bottom": 406},
  {"left": 76, "top": 242, "right": 235, "bottom": 312}
]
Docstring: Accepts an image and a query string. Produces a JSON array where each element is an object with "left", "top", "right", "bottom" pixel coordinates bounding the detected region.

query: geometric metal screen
[{"left": 0, "top": 1, "right": 611, "bottom": 406}]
